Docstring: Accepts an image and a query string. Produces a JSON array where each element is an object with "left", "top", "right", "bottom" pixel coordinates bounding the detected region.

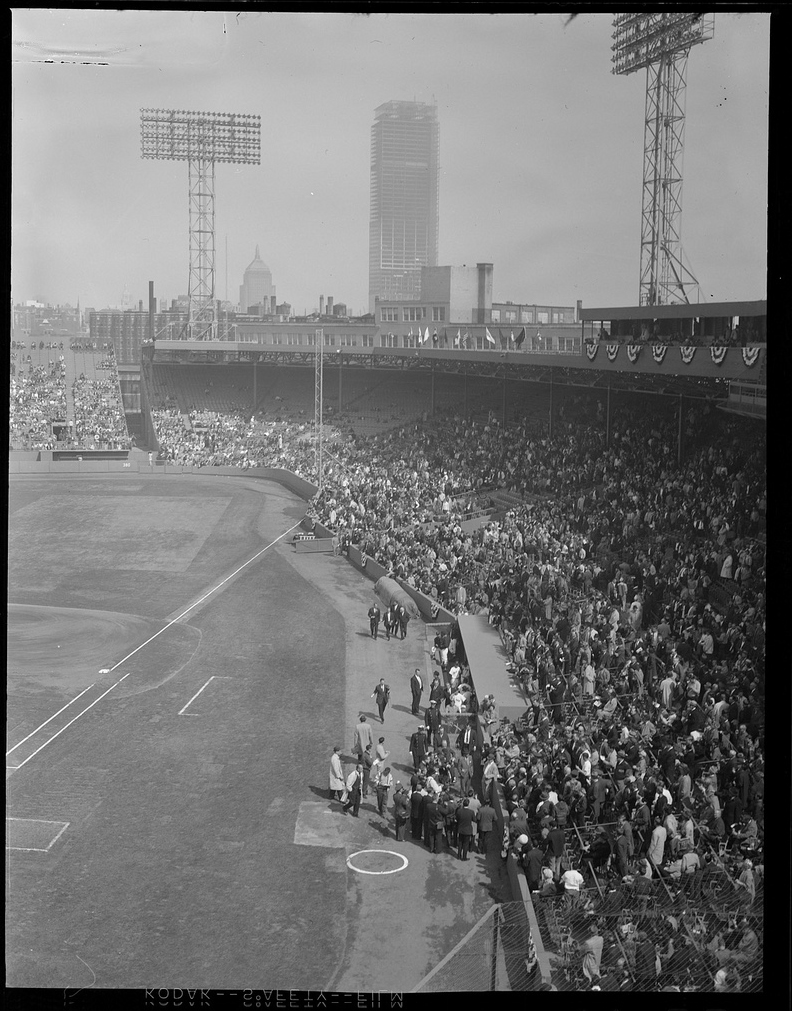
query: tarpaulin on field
[{"left": 373, "top": 576, "right": 421, "bottom": 620}]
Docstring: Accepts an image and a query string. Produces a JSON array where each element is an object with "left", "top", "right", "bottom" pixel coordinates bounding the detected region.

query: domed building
[{"left": 239, "top": 246, "right": 276, "bottom": 313}]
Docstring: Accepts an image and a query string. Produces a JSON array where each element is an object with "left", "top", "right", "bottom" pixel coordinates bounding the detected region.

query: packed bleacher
[
  {"left": 9, "top": 342, "right": 130, "bottom": 451},
  {"left": 72, "top": 374, "right": 130, "bottom": 449},
  {"left": 9, "top": 359, "right": 67, "bottom": 449}
]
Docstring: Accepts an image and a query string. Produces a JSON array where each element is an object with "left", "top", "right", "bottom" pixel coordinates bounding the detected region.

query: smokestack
[
  {"left": 576, "top": 300, "right": 582, "bottom": 324},
  {"left": 320, "top": 295, "right": 325, "bottom": 316},
  {"left": 149, "top": 281, "right": 155, "bottom": 342},
  {"left": 327, "top": 296, "right": 334, "bottom": 315}
]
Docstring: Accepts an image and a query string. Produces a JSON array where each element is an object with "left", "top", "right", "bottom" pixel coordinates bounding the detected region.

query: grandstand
[{"left": 10, "top": 339, "right": 130, "bottom": 451}]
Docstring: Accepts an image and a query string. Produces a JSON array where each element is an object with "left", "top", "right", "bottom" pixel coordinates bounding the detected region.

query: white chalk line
[
  {"left": 6, "top": 522, "right": 301, "bottom": 770},
  {"left": 177, "top": 676, "right": 230, "bottom": 716}
]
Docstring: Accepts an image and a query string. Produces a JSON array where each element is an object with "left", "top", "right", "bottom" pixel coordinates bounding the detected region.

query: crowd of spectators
[
  {"left": 9, "top": 360, "right": 67, "bottom": 449},
  {"left": 11, "top": 339, "right": 65, "bottom": 351},
  {"left": 302, "top": 390, "right": 764, "bottom": 993},
  {"left": 69, "top": 341, "right": 114, "bottom": 353},
  {"left": 72, "top": 375, "right": 130, "bottom": 449},
  {"left": 152, "top": 406, "right": 318, "bottom": 471}
]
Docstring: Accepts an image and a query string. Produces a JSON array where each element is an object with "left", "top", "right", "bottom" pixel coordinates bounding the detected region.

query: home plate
[{"left": 293, "top": 802, "right": 350, "bottom": 848}]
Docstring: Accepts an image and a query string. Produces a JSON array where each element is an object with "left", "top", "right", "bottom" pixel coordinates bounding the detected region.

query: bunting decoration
[
  {"left": 680, "top": 347, "right": 696, "bottom": 364},
  {"left": 585, "top": 342, "right": 599, "bottom": 361},
  {"left": 626, "top": 344, "right": 641, "bottom": 363},
  {"left": 741, "top": 347, "right": 760, "bottom": 367},
  {"left": 710, "top": 346, "right": 728, "bottom": 365},
  {"left": 651, "top": 345, "right": 667, "bottom": 364},
  {"left": 606, "top": 344, "right": 619, "bottom": 362}
]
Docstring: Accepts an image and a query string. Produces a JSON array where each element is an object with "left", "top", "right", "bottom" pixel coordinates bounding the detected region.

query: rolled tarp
[{"left": 373, "top": 576, "right": 421, "bottom": 620}]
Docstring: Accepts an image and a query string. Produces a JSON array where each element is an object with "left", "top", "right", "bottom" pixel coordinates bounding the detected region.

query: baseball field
[{"left": 7, "top": 472, "right": 507, "bottom": 993}]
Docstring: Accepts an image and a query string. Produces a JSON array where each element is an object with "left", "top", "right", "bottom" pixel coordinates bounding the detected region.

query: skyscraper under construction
[{"left": 368, "top": 100, "right": 439, "bottom": 313}]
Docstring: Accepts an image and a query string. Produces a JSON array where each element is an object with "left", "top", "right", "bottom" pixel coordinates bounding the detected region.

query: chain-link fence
[
  {"left": 413, "top": 874, "right": 762, "bottom": 994},
  {"left": 532, "top": 877, "right": 763, "bottom": 993},
  {"left": 412, "top": 902, "right": 545, "bottom": 992}
]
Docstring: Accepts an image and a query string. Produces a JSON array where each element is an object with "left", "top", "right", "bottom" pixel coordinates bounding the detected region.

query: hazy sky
[{"left": 12, "top": 10, "right": 771, "bottom": 315}]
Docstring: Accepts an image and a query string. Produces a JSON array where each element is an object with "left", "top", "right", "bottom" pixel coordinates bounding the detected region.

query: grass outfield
[
  {"left": 6, "top": 474, "right": 349, "bottom": 988},
  {"left": 8, "top": 474, "right": 307, "bottom": 618}
]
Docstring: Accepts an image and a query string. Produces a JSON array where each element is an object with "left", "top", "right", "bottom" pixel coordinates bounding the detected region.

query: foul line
[
  {"left": 6, "top": 522, "right": 301, "bottom": 770},
  {"left": 177, "top": 676, "right": 229, "bottom": 716}
]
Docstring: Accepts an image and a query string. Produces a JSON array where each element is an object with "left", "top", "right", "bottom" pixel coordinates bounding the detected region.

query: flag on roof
[
  {"left": 485, "top": 327, "right": 495, "bottom": 345},
  {"left": 454, "top": 330, "right": 461, "bottom": 347}
]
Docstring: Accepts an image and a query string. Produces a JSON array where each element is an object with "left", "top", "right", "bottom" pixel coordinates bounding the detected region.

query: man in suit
[
  {"left": 371, "top": 678, "right": 391, "bottom": 723},
  {"left": 409, "top": 724, "right": 429, "bottom": 771},
  {"left": 429, "top": 674, "right": 445, "bottom": 708},
  {"left": 368, "top": 603, "right": 381, "bottom": 639},
  {"left": 456, "top": 752, "right": 473, "bottom": 797},
  {"left": 410, "top": 668, "right": 424, "bottom": 716},
  {"left": 477, "top": 797, "right": 497, "bottom": 855},
  {"left": 457, "top": 717, "right": 476, "bottom": 757},
  {"left": 456, "top": 799, "right": 476, "bottom": 860},
  {"left": 384, "top": 603, "right": 399, "bottom": 641}
]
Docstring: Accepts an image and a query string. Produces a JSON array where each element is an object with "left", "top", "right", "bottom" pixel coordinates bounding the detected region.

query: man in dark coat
[
  {"left": 393, "top": 784, "right": 410, "bottom": 841},
  {"left": 410, "top": 668, "right": 423, "bottom": 716},
  {"left": 425, "top": 795, "right": 444, "bottom": 853},
  {"left": 456, "top": 799, "right": 476, "bottom": 860},
  {"left": 371, "top": 678, "right": 391, "bottom": 723},
  {"left": 522, "top": 841, "right": 545, "bottom": 891},
  {"left": 384, "top": 603, "right": 399, "bottom": 640},
  {"left": 410, "top": 786, "right": 426, "bottom": 839},
  {"left": 426, "top": 699, "right": 442, "bottom": 747},
  {"left": 457, "top": 717, "right": 476, "bottom": 756},
  {"left": 398, "top": 604, "right": 409, "bottom": 640},
  {"left": 368, "top": 603, "right": 381, "bottom": 639},
  {"left": 477, "top": 798, "right": 497, "bottom": 855},
  {"left": 409, "top": 724, "right": 429, "bottom": 770}
]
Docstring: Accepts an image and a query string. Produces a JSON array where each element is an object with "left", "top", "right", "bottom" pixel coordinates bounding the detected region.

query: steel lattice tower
[
  {"left": 314, "top": 329, "right": 324, "bottom": 490},
  {"left": 612, "top": 14, "right": 714, "bottom": 306},
  {"left": 141, "top": 109, "right": 260, "bottom": 340}
]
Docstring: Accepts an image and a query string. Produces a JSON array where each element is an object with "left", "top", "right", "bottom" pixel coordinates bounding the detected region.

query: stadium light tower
[
  {"left": 612, "top": 14, "right": 714, "bottom": 306},
  {"left": 141, "top": 108, "right": 261, "bottom": 340}
]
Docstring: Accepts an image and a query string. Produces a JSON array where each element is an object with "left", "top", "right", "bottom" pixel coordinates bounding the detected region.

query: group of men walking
[{"left": 367, "top": 601, "right": 409, "bottom": 640}]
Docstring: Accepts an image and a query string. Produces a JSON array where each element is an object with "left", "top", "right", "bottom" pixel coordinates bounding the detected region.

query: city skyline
[{"left": 13, "top": 11, "right": 771, "bottom": 316}]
